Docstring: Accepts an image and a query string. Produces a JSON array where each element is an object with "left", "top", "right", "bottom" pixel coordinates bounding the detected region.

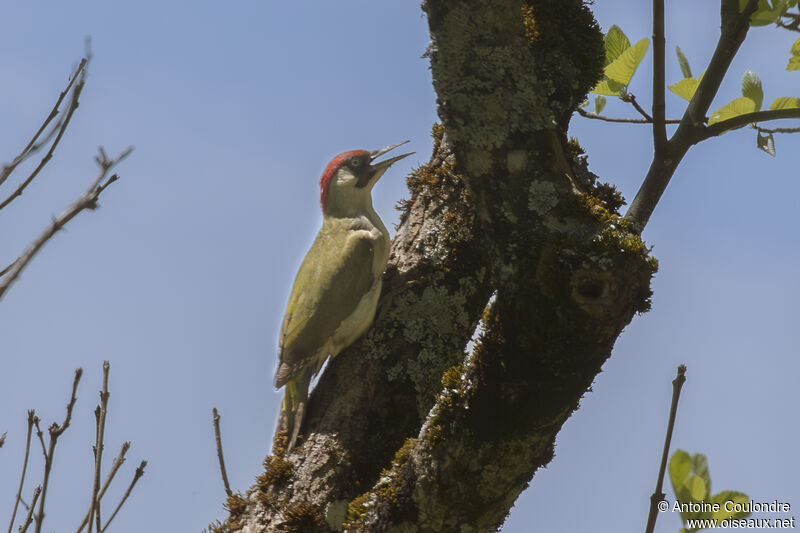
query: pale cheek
[{"left": 335, "top": 168, "right": 358, "bottom": 187}]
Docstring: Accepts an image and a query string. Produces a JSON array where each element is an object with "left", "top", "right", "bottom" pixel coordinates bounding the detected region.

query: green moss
[
  {"left": 441, "top": 363, "right": 464, "bottom": 390},
  {"left": 224, "top": 493, "right": 247, "bottom": 516},
  {"left": 343, "top": 438, "right": 420, "bottom": 530},
  {"left": 344, "top": 492, "right": 371, "bottom": 531},
  {"left": 282, "top": 502, "right": 327, "bottom": 532},
  {"left": 256, "top": 455, "right": 293, "bottom": 488},
  {"left": 521, "top": 5, "right": 539, "bottom": 43},
  {"left": 204, "top": 519, "right": 232, "bottom": 533}
]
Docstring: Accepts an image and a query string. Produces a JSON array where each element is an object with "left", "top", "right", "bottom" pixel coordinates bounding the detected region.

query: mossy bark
[{"left": 221, "top": 1, "right": 656, "bottom": 532}]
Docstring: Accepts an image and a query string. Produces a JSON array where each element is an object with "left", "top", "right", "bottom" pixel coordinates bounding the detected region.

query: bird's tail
[{"left": 276, "top": 370, "right": 312, "bottom": 454}]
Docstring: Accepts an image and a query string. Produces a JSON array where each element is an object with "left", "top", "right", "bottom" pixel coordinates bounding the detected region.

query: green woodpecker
[{"left": 275, "top": 141, "right": 412, "bottom": 452}]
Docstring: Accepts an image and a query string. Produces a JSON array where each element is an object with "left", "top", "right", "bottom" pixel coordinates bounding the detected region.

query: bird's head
[{"left": 319, "top": 141, "right": 412, "bottom": 215}]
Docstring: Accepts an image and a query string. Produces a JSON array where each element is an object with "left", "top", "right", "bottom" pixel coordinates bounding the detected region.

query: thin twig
[
  {"left": 0, "top": 58, "right": 87, "bottom": 191},
  {"left": 100, "top": 461, "right": 147, "bottom": 533},
  {"left": 777, "top": 11, "right": 800, "bottom": 31},
  {"left": 752, "top": 124, "right": 800, "bottom": 134},
  {"left": 0, "top": 259, "right": 18, "bottom": 279},
  {"left": 652, "top": 0, "right": 667, "bottom": 152},
  {"left": 626, "top": 0, "right": 760, "bottom": 229},
  {"left": 644, "top": 365, "right": 687, "bottom": 533},
  {"left": 34, "top": 368, "right": 82, "bottom": 533},
  {"left": 213, "top": 408, "right": 233, "bottom": 497},
  {"left": 8, "top": 411, "right": 36, "bottom": 533},
  {"left": 622, "top": 93, "right": 654, "bottom": 122},
  {"left": 699, "top": 108, "right": 800, "bottom": 139},
  {"left": 0, "top": 146, "right": 133, "bottom": 302},
  {"left": 88, "top": 361, "right": 110, "bottom": 533},
  {"left": 17, "top": 486, "right": 41, "bottom": 533},
  {"left": 576, "top": 107, "right": 681, "bottom": 124},
  {"left": 32, "top": 418, "right": 47, "bottom": 462},
  {"left": 0, "top": 59, "right": 88, "bottom": 212},
  {"left": 76, "top": 442, "right": 131, "bottom": 533}
]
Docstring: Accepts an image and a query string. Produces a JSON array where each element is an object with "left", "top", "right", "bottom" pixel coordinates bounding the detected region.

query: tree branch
[
  {"left": 87, "top": 361, "right": 110, "bottom": 533},
  {"left": 652, "top": 0, "right": 667, "bottom": 152},
  {"left": 0, "top": 58, "right": 87, "bottom": 191},
  {"left": 212, "top": 408, "right": 233, "bottom": 497},
  {"left": 75, "top": 442, "right": 131, "bottom": 533},
  {"left": 577, "top": 107, "right": 681, "bottom": 124},
  {"left": 99, "top": 461, "right": 146, "bottom": 533},
  {"left": 34, "top": 368, "right": 82, "bottom": 533},
  {"left": 626, "top": 0, "right": 760, "bottom": 229},
  {"left": 0, "top": 58, "right": 88, "bottom": 211},
  {"left": 644, "top": 365, "right": 687, "bottom": 533},
  {"left": 753, "top": 124, "right": 800, "bottom": 133},
  {"left": 0, "top": 146, "right": 133, "bottom": 302},
  {"left": 699, "top": 108, "right": 800, "bottom": 139},
  {"left": 17, "top": 487, "right": 41, "bottom": 533},
  {"left": 7, "top": 411, "right": 36, "bottom": 533},
  {"left": 623, "top": 92, "right": 655, "bottom": 122}
]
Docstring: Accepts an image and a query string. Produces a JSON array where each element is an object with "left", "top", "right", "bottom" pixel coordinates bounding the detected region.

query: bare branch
[
  {"left": 777, "top": 11, "right": 800, "bottom": 31},
  {"left": 753, "top": 123, "right": 800, "bottom": 134},
  {"left": 76, "top": 442, "right": 131, "bottom": 533},
  {"left": 0, "top": 146, "right": 133, "bottom": 302},
  {"left": 645, "top": 365, "right": 687, "bottom": 533},
  {"left": 0, "top": 259, "right": 18, "bottom": 279},
  {"left": 0, "top": 58, "right": 87, "bottom": 191},
  {"left": 699, "top": 108, "right": 800, "bottom": 140},
  {"left": 17, "top": 486, "right": 41, "bottom": 533},
  {"left": 577, "top": 107, "right": 681, "bottom": 124},
  {"left": 0, "top": 59, "right": 88, "bottom": 212},
  {"left": 99, "top": 461, "right": 147, "bottom": 533},
  {"left": 212, "top": 408, "right": 233, "bottom": 497},
  {"left": 87, "top": 361, "right": 110, "bottom": 533},
  {"left": 622, "top": 92, "right": 654, "bottom": 122},
  {"left": 8, "top": 411, "right": 36, "bottom": 533},
  {"left": 32, "top": 418, "right": 47, "bottom": 462},
  {"left": 652, "top": 0, "right": 667, "bottom": 152},
  {"left": 34, "top": 368, "right": 82, "bottom": 533},
  {"left": 627, "top": 0, "right": 760, "bottom": 229}
]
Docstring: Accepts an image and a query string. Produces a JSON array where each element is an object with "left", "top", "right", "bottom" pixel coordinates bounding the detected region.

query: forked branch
[
  {"left": 0, "top": 58, "right": 88, "bottom": 211},
  {"left": 0, "top": 146, "right": 133, "bottom": 302}
]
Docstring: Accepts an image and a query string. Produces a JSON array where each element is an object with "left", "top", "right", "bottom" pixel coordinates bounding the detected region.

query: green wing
[{"left": 275, "top": 222, "right": 377, "bottom": 387}]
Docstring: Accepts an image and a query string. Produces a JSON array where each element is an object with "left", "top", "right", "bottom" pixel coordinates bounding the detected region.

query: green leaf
[
  {"left": 741, "top": 70, "right": 763, "bottom": 110},
  {"left": 746, "top": 0, "right": 789, "bottom": 25},
  {"left": 669, "top": 77, "right": 700, "bottom": 101},
  {"left": 770, "top": 96, "right": 800, "bottom": 109},
  {"left": 591, "top": 77, "right": 625, "bottom": 96},
  {"left": 711, "top": 491, "right": 751, "bottom": 521},
  {"left": 605, "top": 38, "right": 649, "bottom": 86},
  {"left": 669, "top": 450, "right": 692, "bottom": 489},
  {"left": 708, "top": 97, "right": 758, "bottom": 126},
  {"left": 676, "top": 46, "right": 693, "bottom": 78},
  {"left": 691, "top": 454, "right": 711, "bottom": 498},
  {"left": 594, "top": 95, "right": 606, "bottom": 114},
  {"left": 580, "top": 99, "right": 589, "bottom": 108},
  {"left": 685, "top": 475, "right": 707, "bottom": 501},
  {"left": 788, "top": 37, "right": 800, "bottom": 71},
  {"left": 604, "top": 25, "right": 631, "bottom": 65},
  {"left": 757, "top": 130, "right": 776, "bottom": 157}
]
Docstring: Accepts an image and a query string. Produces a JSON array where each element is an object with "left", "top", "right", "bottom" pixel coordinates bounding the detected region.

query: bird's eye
[{"left": 351, "top": 158, "right": 362, "bottom": 167}]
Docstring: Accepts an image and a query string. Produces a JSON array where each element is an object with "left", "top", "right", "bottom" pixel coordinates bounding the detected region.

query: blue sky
[{"left": 0, "top": 2, "right": 798, "bottom": 532}]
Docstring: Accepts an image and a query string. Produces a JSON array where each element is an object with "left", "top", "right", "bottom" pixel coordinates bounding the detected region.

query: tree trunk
[{"left": 221, "top": 1, "right": 656, "bottom": 531}]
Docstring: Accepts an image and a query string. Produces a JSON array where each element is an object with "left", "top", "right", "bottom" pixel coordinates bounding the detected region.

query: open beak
[{"left": 369, "top": 140, "right": 414, "bottom": 176}]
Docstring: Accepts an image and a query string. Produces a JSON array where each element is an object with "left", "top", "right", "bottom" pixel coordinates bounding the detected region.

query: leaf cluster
[{"left": 669, "top": 450, "right": 750, "bottom": 533}]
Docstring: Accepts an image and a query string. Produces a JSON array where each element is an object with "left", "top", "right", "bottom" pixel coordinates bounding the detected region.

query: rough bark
[{"left": 220, "top": 1, "right": 656, "bottom": 532}]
